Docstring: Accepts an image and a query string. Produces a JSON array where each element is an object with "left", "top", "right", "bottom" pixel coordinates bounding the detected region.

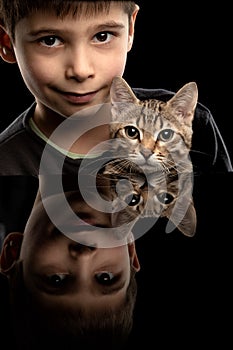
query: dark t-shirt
[
  {"left": 0, "top": 88, "right": 232, "bottom": 176},
  {"left": 0, "top": 88, "right": 232, "bottom": 235},
  {"left": 0, "top": 273, "right": 11, "bottom": 342}
]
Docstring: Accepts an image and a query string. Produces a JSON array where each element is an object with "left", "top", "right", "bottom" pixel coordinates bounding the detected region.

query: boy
[
  {"left": 0, "top": 0, "right": 139, "bottom": 175},
  {"left": 0, "top": 0, "right": 232, "bottom": 242},
  {"left": 0, "top": 0, "right": 232, "bottom": 175},
  {"left": 0, "top": 177, "right": 140, "bottom": 348}
]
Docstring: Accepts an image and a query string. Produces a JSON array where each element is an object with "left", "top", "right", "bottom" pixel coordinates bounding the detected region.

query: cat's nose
[{"left": 141, "top": 147, "right": 152, "bottom": 159}]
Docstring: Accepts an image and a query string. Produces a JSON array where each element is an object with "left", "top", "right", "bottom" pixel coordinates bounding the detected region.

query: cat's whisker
[
  {"left": 160, "top": 157, "right": 193, "bottom": 174},
  {"left": 106, "top": 76, "right": 198, "bottom": 237},
  {"left": 102, "top": 158, "right": 145, "bottom": 175},
  {"left": 189, "top": 149, "right": 210, "bottom": 156},
  {"left": 158, "top": 160, "right": 173, "bottom": 174}
]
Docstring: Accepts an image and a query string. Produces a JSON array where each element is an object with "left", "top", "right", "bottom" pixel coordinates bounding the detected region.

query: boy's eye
[
  {"left": 93, "top": 31, "right": 113, "bottom": 43},
  {"left": 95, "top": 272, "right": 116, "bottom": 285},
  {"left": 46, "top": 273, "right": 68, "bottom": 286},
  {"left": 40, "top": 36, "right": 63, "bottom": 47}
]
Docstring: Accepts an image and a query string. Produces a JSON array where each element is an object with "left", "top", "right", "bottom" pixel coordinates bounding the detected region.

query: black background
[{"left": 0, "top": 2, "right": 232, "bottom": 348}]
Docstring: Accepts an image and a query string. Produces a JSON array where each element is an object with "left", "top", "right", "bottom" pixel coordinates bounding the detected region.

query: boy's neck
[{"left": 33, "top": 103, "right": 111, "bottom": 155}]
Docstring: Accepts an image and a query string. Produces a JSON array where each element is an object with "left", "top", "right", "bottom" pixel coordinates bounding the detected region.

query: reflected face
[{"left": 19, "top": 191, "right": 138, "bottom": 312}]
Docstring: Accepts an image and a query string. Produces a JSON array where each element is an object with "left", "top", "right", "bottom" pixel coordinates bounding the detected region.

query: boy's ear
[
  {"left": 127, "top": 4, "right": 140, "bottom": 52},
  {"left": 0, "top": 232, "right": 23, "bottom": 274},
  {"left": 0, "top": 26, "right": 16, "bottom": 63},
  {"left": 127, "top": 234, "right": 140, "bottom": 272}
]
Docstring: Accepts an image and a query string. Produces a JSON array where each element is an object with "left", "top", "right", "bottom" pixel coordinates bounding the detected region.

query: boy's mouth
[{"left": 59, "top": 90, "right": 98, "bottom": 104}]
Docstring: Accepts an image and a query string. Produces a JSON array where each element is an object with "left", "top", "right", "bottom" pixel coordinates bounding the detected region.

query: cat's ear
[
  {"left": 166, "top": 199, "right": 197, "bottom": 237},
  {"left": 110, "top": 76, "right": 139, "bottom": 105},
  {"left": 176, "top": 201, "right": 197, "bottom": 237},
  {"left": 167, "top": 82, "right": 198, "bottom": 126}
]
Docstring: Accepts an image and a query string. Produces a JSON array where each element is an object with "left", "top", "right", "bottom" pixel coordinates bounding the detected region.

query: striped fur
[
  {"left": 101, "top": 77, "right": 198, "bottom": 237},
  {"left": 109, "top": 76, "right": 198, "bottom": 175}
]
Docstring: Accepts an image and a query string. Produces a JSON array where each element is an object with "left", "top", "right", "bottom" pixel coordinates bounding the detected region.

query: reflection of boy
[
  {"left": 0, "top": 185, "right": 140, "bottom": 349},
  {"left": 0, "top": 0, "right": 232, "bottom": 175}
]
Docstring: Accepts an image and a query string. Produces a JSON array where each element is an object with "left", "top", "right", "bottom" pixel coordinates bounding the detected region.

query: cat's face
[
  {"left": 109, "top": 76, "right": 198, "bottom": 174},
  {"left": 101, "top": 168, "right": 196, "bottom": 237}
]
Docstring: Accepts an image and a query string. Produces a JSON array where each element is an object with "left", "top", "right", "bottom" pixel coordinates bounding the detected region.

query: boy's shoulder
[
  {"left": 0, "top": 102, "right": 45, "bottom": 175},
  {"left": 0, "top": 103, "right": 35, "bottom": 143}
]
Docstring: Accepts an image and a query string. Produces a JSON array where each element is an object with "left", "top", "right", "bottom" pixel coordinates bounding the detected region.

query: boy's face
[
  {"left": 10, "top": 3, "right": 138, "bottom": 118},
  {"left": 18, "top": 191, "right": 140, "bottom": 312}
]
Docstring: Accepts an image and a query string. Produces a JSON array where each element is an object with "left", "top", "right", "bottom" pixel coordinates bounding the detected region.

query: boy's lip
[{"left": 58, "top": 90, "right": 98, "bottom": 104}]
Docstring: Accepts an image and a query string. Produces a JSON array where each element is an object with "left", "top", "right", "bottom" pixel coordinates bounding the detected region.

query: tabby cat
[
  {"left": 107, "top": 76, "right": 198, "bottom": 174},
  {"left": 101, "top": 166, "right": 196, "bottom": 237},
  {"left": 101, "top": 77, "right": 198, "bottom": 237}
]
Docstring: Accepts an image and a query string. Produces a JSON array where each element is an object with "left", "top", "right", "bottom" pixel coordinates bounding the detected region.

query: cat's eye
[
  {"left": 124, "top": 126, "right": 140, "bottom": 140},
  {"left": 158, "top": 129, "right": 174, "bottom": 142},
  {"left": 125, "top": 193, "right": 141, "bottom": 206},
  {"left": 157, "top": 192, "right": 174, "bottom": 204}
]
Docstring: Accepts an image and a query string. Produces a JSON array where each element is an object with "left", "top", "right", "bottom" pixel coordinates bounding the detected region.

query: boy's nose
[
  {"left": 65, "top": 47, "right": 94, "bottom": 81},
  {"left": 69, "top": 241, "right": 96, "bottom": 258}
]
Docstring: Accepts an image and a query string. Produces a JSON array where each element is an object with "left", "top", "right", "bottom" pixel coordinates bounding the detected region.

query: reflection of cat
[
  {"left": 108, "top": 76, "right": 198, "bottom": 175},
  {"left": 101, "top": 168, "right": 196, "bottom": 237},
  {"left": 99, "top": 77, "right": 198, "bottom": 237}
]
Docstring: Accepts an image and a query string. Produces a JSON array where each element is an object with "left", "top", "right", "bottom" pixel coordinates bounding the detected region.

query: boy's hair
[
  {"left": 7, "top": 260, "right": 138, "bottom": 349},
  {"left": 0, "top": 0, "right": 137, "bottom": 42}
]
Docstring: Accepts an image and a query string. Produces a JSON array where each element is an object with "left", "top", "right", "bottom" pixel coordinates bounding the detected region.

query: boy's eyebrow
[
  {"left": 100, "top": 280, "right": 126, "bottom": 295},
  {"left": 92, "top": 21, "right": 126, "bottom": 31},
  {"left": 27, "top": 21, "right": 125, "bottom": 37}
]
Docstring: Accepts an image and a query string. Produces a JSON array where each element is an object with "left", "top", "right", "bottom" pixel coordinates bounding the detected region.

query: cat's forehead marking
[
  {"left": 135, "top": 108, "right": 175, "bottom": 136},
  {"left": 137, "top": 100, "right": 173, "bottom": 122},
  {"left": 139, "top": 99, "right": 162, "bottom": 109}
]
